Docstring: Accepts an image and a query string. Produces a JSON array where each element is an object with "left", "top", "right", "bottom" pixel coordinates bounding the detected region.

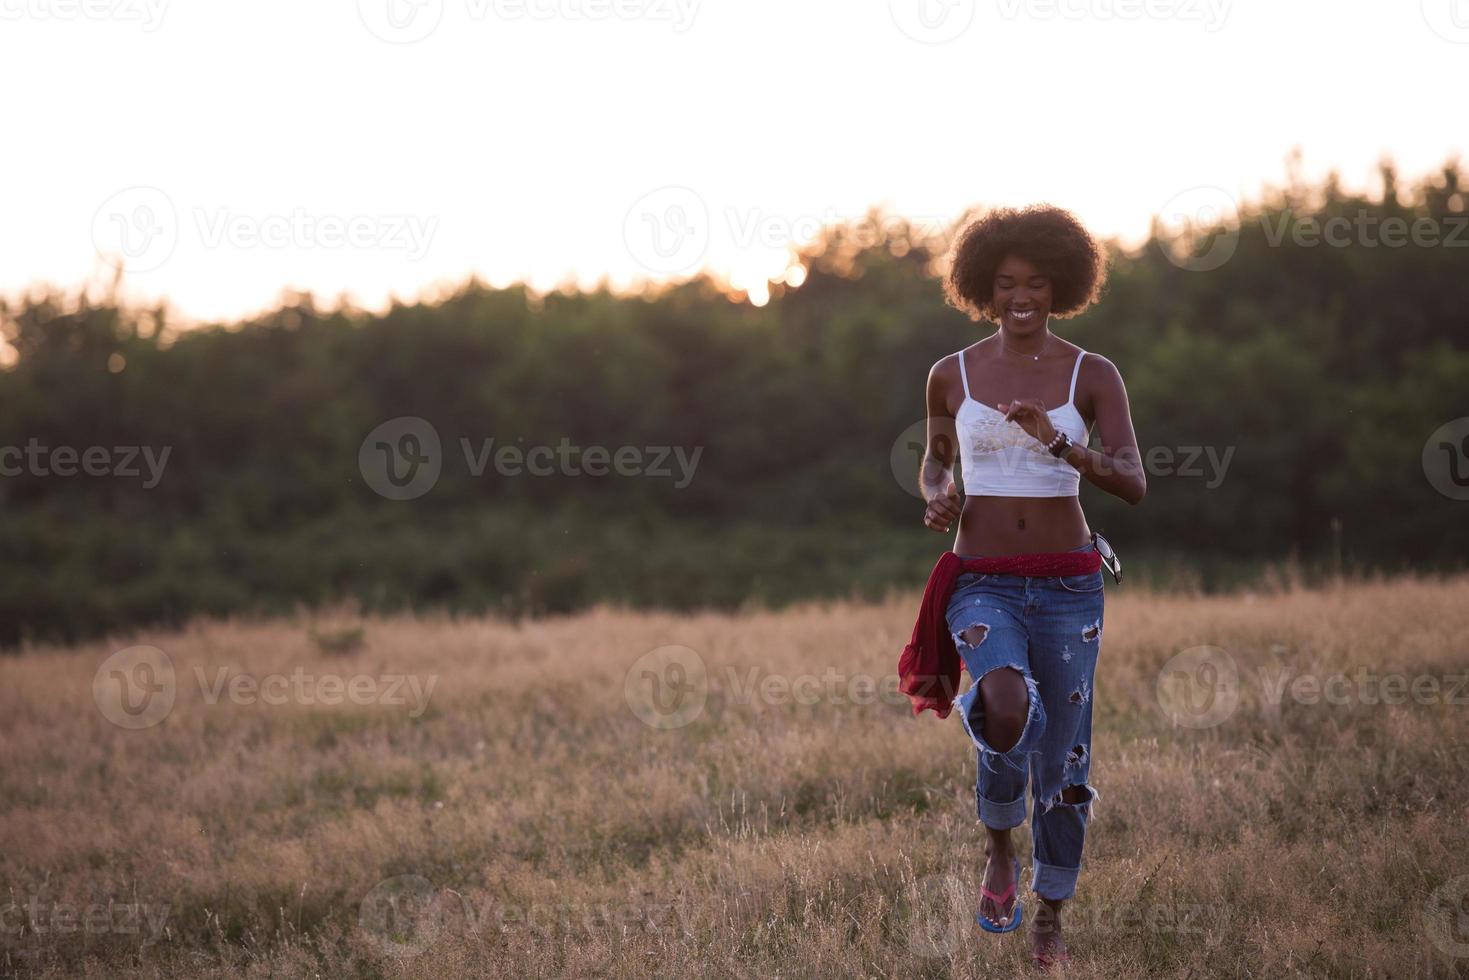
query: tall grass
[{"left": 2, "top": 576, "right": 1467, "bottom": 977}]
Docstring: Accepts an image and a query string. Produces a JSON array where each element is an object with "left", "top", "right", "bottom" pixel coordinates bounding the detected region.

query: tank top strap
[
  {"left": 1067, "top": 349, "right": 1087, "bottom": 405},
  {"left": 958, "top": 348, "right": 972, "bottom": 399}
]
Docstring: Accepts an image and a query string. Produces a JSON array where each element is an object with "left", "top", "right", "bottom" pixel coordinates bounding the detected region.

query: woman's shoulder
[
  {"left": 929, "top": 343, "right": 973, "bottom": 379},
  {"left": 1073, "top": 347, "right": 1121, "bottom": 377}
]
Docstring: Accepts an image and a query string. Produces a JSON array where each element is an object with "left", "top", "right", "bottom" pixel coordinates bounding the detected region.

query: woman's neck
[{"left": 996, "top": 327, "right": 1052, "bottom": 359}]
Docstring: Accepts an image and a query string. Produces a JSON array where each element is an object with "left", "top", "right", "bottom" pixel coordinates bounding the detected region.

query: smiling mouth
[{"left": 1009, "top": 309, "right": 1037, "bottom": 321}]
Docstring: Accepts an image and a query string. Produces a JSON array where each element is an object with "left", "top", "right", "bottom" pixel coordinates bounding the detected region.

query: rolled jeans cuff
[
  {"left": 1031, "top": 858, "right": 1080, "bottom": 901},
  {"left": 977, "top": 790, "right": 1027, "bottom": 829}
]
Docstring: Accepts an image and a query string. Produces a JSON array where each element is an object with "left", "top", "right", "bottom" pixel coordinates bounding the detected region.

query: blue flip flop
[{"left": 977, "top": 857, "right": 1023, "bottom": 933}]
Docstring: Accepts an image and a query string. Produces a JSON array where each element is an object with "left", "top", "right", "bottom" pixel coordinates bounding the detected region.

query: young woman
[{"left": 906, "top": 205, "right": 1145, "bottom": 967}]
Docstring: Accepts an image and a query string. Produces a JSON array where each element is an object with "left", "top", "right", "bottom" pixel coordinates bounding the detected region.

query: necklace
[{"left": 998, "top": 330, "right": 1051, "bottom": 362}]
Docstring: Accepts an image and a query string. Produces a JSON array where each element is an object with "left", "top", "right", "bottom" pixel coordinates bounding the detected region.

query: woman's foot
[
  {"left": 1030, "top": 899, "right": 1070, "bottom": 969},
  {"left": 979, "top": 844, "right": 1018, "bottom": 928}
]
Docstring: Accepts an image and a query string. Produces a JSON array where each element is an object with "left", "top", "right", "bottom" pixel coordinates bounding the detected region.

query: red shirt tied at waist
[{"left": 898, "top": 549, "right": 1103, "bottom": 718}]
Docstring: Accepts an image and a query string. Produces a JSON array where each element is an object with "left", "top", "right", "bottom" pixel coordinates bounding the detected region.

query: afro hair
[{"left": 944, "top": 204, "right": 1107, "bottom": 322}]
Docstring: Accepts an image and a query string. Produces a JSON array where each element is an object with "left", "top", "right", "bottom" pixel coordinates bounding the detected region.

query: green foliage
[{"left": 2, "top": 162, "right": 1467, "bottom": 645}]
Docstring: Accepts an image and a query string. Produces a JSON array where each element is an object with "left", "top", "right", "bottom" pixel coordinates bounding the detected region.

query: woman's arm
[
  {"left": 920, "top": 356, "right": 963, "bottom": 532},
  {"left": 999, "top": 354, "right": 1147, "bottom": 505},
  {"left": 1068, "top": 355, "right": 1146, "bottom": 504}
]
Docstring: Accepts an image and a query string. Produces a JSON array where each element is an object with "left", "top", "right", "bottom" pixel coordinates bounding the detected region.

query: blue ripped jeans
[{"left": 944, "top": 549, "right": 1104, "bottom": 902}]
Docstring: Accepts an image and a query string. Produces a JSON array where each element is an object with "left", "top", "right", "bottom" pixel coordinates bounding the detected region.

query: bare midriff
[{"left": 954, "top": 495, "right": 1092, "bottom": 557}]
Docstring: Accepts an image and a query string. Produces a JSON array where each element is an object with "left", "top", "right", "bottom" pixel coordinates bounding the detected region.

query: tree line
[{"left": 2, "top": 159, "right": 1466, "bottom": 646}]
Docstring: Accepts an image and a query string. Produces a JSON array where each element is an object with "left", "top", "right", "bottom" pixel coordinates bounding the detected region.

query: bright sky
[{"left": 2, "top": 0, "right": 1465, "bottom": 323}]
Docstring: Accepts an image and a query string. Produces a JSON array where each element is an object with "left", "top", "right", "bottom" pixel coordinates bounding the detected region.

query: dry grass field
[{"left": 3, "top": 575, "right": 1468, "bottom": 978}]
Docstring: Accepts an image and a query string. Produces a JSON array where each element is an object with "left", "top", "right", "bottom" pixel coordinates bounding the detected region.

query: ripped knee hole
[{"left": 957, "top": 623, "right": 989, "bottom": 647}]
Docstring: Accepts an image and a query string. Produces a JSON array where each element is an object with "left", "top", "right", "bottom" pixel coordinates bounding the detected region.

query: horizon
[{"left": 5, "top": 151, "right": 1460, "bottom": 333}]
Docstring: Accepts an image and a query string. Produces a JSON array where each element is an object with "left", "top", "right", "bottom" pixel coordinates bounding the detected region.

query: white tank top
[{"left": 955, "top": 346, "right": 1089, "bottom": 498}]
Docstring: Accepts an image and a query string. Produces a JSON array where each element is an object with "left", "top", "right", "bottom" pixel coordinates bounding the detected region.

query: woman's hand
[
  {"left": 923, "top": 480, "right": 962, "bottom": 532},
  {"left": 998, "top": 398, "right": 1056, "bottom": 447}
]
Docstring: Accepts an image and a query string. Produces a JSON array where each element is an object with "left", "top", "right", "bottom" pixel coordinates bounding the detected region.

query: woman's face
[{"left": 991, "top": 254, "right": 1052, "bottom": 334}]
